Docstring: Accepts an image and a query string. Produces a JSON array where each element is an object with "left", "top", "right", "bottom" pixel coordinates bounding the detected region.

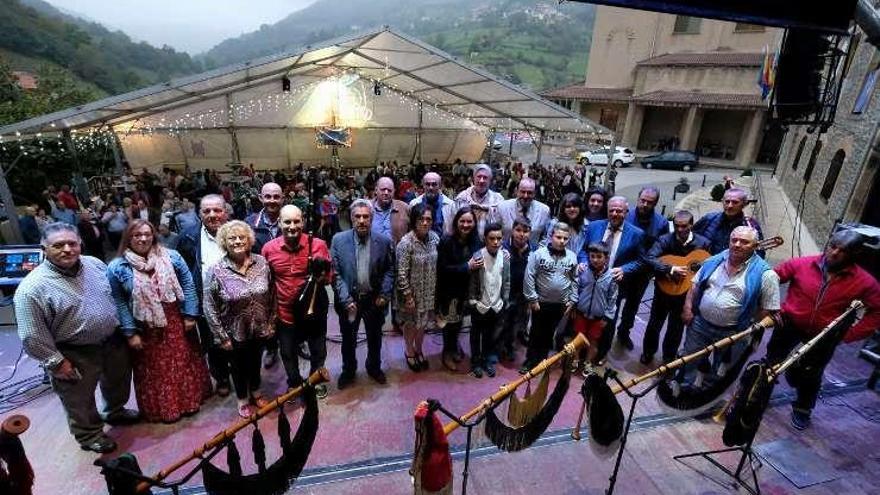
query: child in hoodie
[{"left": 573, "top": 241, "right": 618, "bottom": 368}]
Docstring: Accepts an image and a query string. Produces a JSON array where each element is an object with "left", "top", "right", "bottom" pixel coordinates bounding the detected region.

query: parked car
[
  {"left": 577, "top": 146, "right": 635, "bottom": 167},
  {"left": 640, "top": 150, "right": 699, "bottom": 171}
]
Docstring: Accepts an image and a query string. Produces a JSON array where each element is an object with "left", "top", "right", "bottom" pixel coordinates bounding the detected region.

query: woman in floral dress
[{"left": 396, "top": 203, "right": 440, "bottom": 372}]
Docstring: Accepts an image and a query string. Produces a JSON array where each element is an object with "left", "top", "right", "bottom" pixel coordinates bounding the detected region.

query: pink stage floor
[{"left": 2, "top": 295, "right": 879, "bottom": 495}]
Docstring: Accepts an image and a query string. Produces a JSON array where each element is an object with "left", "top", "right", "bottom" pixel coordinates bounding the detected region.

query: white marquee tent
[{"left": 0, "top": 27, "right": 608, "bottom": 171}]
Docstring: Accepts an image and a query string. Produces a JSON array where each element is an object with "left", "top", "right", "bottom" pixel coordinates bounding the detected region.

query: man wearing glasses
[
  {"left": 408, "top": 172, "right": 455, "bottom": 236},
  {"left": 246, "top": 182, "right": 285, "bottom": 368}
]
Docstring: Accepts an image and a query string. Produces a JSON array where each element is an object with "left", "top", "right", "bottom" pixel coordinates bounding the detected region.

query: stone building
[
  {"left": 545, "top": 6, "right": 784, "bottom": 168},
  {"left": 774, "top": 29, "right": 880, "bottom": 246}
]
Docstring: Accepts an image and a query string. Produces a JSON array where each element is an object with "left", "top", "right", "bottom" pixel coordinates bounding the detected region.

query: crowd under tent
[{"left": 0, "top": 27, "right": 609, "bottom": 173}]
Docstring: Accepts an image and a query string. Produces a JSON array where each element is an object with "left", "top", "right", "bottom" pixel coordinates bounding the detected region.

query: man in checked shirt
[{"left": 15, "top": 222, "right": 139, "bottom": 454}]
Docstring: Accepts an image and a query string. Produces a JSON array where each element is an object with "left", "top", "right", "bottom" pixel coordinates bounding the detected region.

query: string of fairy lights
[{"left": 1, "top": 64, "right": 600, "bottom": 159}]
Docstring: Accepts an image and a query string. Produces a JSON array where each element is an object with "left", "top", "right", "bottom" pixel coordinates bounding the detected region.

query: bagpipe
[
  {"left": 411, "top": 334, "right": 589, "bottom": 494},
  {"left": 97, "top": 369, "right": 329, "bottom": 495},
  {"left": 573, "top": 315, "right": 780, "bottom": 454},
  {"left": 0, "top": 415, "right": 33, "bottom": 495},
  {"left": 720, "top": 301, "right": 864, "bottom": 446},
  {"left": 292, "top": 232, "right": 332, "bottom": 323}
]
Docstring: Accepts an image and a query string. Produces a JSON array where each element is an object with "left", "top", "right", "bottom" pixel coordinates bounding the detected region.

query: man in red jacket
[{"left": 769, "top": 230, "right": 880, "bottom": 430}]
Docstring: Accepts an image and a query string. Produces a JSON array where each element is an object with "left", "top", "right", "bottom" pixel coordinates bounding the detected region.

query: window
[
  {"left": 734, "top": 23, "right": 765, "bottom": 33},
  {"left": 820, "top": 149, "right": 845, "bottom": 201},
  {"left": 792, "top": 136, "right": 807, "bottom": 171},
  {"left": 673, "top": 16, "right": 702, "bottom": 34},
  {"left": 803, "top": 139, "right": 823, "bottom": 182}
]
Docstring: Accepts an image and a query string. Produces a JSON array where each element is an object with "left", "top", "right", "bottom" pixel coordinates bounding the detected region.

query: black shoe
[
  {"left": 790, "top": 409, "right": 811, "bottom": 430},
  {"left": 80, "top": 436, "right": 117, "bottom": 454},
  {"left": 485, "top": 363, "right": 497, "bottom": 378},
  {"left": 639, "top": 353, "right": 653, "bottom": 365},
  {"left": 470, "top": 366, "right": 484, "bottom": 378},
  {"left": 263, "top": 351, "right": 279, "bottom": 369},
  {"left": 417, "top": 353, "right": 429, "bottom": 371},
  {"left": 617, "top": 335, "right": 635, "bottom": 351},
  {"left": 216, "top": 382, "right": 231, "bottom": 397},
  {"left": 337, "top": 372, "right": 356, "bottom": 390},
  {"left": 368, "top": 369, "right": 388, "bottom": 385},
  {"left": 105, "top": 408, "right": 140, "bottom": 426}
]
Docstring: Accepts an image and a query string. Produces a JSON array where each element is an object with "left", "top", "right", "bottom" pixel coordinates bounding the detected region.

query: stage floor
[{"left": 2, "top": 293, "right": 879, "bottom": 495}]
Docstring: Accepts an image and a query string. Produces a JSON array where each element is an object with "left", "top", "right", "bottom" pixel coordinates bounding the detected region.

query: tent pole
[
  {"left": 508, "top": 129, "right": 514, "bottom": 156},
  {"left": 411, "top": 101, "right": 423, "bottom": 165},
  {"left": 226, "top": 94, "right": 242, "bottom": 164},
  {"left": 487, "top": 128, "right": 496, "bottom": 165},
  {"left": 110, "top": 131, "right": 125, "bottom": 175},
  {"left": 0, "top": 156, "right": 23, "bottom": 244},
  {"left": 535, "top": 130, "right": 545, "bottom": 168}
]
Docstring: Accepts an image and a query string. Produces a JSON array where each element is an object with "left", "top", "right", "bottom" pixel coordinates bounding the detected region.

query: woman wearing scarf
[
  {"left": 203, "top": 221, "right": 276, "bottom": 418},
  {"left": 107, "top": 219, "right": 211, "bottom": 423}
]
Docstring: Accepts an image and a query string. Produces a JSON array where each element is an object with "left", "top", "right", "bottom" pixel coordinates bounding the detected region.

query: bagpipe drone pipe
[
  {"left": 410, "top": 333, "right": 589, "bottom": 495},
  {"left": 572, "top": 314, "right": 780, "bottom": 454},
  {"left": 96, "top": 369, "right": 329, "bottom": 495},
  {"left": 0, "top": 415, "right": 34, "bottom": 495},
  {"left": 721, "top": 301, "right": 864, "bottom": 447}
]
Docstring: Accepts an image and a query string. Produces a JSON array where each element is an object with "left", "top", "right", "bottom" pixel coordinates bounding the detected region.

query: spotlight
[
  {"left": 373, "top": 81, "right": 382, "bottom": 96},
  {"left": 282, "top": 76, "right": 291, "bottom": 92}
]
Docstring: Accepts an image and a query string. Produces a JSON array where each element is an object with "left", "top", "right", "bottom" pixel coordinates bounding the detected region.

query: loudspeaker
[{"left": 774, "top": 30, "right": 831, "bottom": 120}]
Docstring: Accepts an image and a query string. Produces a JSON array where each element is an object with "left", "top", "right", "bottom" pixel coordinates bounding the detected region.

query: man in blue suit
[
  {"left": 331, "top": 199, "right": 395, "bottom": 389},
  {"left": 622, "top": 187, "right": 670, "bottom": 354},
  {"left": 581, "top": 196, "right": 645, "bottom": 359},
  {"left": 177, "top": 194, "right": 232, "bottom": 396}
]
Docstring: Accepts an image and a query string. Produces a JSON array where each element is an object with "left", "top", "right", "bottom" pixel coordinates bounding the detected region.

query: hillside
[
  {"left": 202, "top": 0, "right": 595, "bottom": 91},
  {"left": 0, "top": 0, "right": 202, "bottom": 95}
]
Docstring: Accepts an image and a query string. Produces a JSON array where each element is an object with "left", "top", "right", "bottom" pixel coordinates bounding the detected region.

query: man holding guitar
[{"left": 641, "top": 210, "right": 711, "bottom": 365}]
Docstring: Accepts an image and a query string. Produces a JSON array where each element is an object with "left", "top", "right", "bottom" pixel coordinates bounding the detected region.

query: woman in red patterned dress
[{"left": 107, "top": 219, "right": 212, "bottom": 422}]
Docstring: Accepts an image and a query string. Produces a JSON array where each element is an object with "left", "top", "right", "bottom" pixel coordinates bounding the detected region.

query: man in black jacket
[{"left": 641, "top": 210, "right": 710, "bottom": 364}]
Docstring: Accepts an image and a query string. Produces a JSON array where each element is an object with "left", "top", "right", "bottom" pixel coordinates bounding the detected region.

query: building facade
[
  {"left": 545, "top": 7, "right": 784, "bottom": 168},
  {"left": 775, "top": 29, "right": 880, "bottom": 246}
]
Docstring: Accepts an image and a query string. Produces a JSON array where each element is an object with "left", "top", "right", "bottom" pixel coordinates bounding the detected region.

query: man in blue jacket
[
  {"left": 330, "top": 199, "right": 395, "bottom": 389},
  {"left": 582, "top": 196, "right": 645, "bottom": 358},
  {"left": 177, "top": 194, "right": 232, "bottom": 396},
  {"left": 620, "top": 187, "right": 670, "bottom": 351}
]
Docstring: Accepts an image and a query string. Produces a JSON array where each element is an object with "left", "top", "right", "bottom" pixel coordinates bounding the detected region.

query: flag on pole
[{"left": 757, "top": 45, "right": 777, "bottom": 100}]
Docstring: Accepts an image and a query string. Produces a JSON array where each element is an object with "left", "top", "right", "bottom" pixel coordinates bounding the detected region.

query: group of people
[{"left": 11, "top": 161, "right": 880, "bottom": 457}]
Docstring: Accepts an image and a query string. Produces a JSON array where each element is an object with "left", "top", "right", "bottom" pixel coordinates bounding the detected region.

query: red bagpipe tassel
[
  {"left": 0, "top": 415, "right": 34, "bottom": 495},
  {"left": 411, "top": 401, "right": 452, "bottom": 495}
]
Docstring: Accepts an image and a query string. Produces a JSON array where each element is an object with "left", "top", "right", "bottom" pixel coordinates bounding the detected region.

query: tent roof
[{"left": 0, "top": 27, "right": 607, "bottom": 139}]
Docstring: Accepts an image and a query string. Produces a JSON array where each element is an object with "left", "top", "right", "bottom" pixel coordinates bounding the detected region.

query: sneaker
[
  {"left": 485, "top": 363, "right": 497, "bottom": 378},
  {"left": 470, "top": 366, "right": 484, "bottom": 378},
  {"left": 263, "top": 351, "right": 279, "bottom": 369},
  {"left": 80, "top": 435, "right": 117, "bottom": 454},
  {"left": 790, "top": 409, "right": 811, "bottom": 430},
  {"left": 314, "top": 384, "right": 329, "bottom": 400}
]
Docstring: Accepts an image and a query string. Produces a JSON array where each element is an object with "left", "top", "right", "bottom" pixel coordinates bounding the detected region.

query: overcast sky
[{"left": 43, "top": 0, "right": 316, "bottom": 54}]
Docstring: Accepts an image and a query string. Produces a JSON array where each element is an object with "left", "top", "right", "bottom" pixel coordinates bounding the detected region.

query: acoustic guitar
[{"left": 655, "top": 236, "right": 784, "bottom": 296}]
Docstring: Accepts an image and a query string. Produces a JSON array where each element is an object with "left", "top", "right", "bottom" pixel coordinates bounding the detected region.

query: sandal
[
  {"left": 405, "top": 354, "right": 421, "bottom": 372},
  {"left": 237, "top": 403, "right": 252, "bottom": 418}
]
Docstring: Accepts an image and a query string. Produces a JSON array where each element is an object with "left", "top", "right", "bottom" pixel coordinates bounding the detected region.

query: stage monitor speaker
[{"left": 774, "top": 30, "right": 831, "bottom": 121}]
